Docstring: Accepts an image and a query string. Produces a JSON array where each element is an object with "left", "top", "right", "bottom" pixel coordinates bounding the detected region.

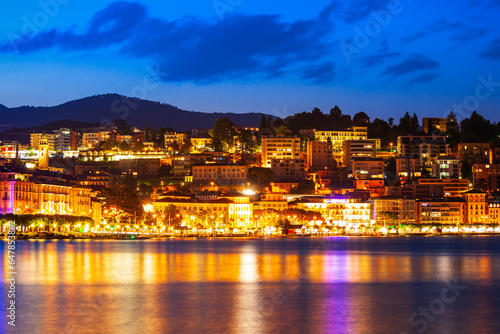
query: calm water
[{"left": 2, "top": 237, "right": 500, "bottom": 334}]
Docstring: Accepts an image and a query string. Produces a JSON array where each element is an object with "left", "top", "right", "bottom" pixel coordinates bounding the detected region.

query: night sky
[{"left": 1, "top": 0, "right": 499, "bottom": 121}]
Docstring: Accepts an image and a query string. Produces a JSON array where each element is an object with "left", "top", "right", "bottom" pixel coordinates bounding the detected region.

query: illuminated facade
[
  {"left": 314, "top": 127, "right": 368, "bottom": 160},
  {"left": 369, "top": 197, "right": 416, "bottom": 224},
  {"left": 307, "top": 141, "right": 332, "bottom": 171},
  {"left": 397, "top": 135, "right": 449, "bottom": 166},
  {"left": 261, "top": 136, "right": 301, "bottom": 168},
  {"left": 153, "top": 194, "right": 253, "bottom": 227},
  {"left": 192, "top": 164, "right": 248, "bottom": 184},
  {"left": 0, "top": 172, "right": 94, "bottom": 219},
  {"left": 342, "top": 140, "right": 377, "bottom": 169},
  {"left": 416, "top": 198, "right": 465, "bottom": 225},
  {"left": 431, "top": 156, "right": 461, "bottom": 179},
  {"left": 462, "top": 190, "right": 488, "bottom": 224}
]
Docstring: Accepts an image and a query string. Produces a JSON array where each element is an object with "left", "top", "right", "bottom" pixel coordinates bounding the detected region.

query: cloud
[
  {"left": 0, "top": 1, "right": 338, "bottom": 85},
  {"left": 478, "top": 37, "right": 500, "bottom": 60},
  {"left": 331, "top": 0, "right": 389, "bottom": 22},
  {"left": 300, "top": 62, "right": 336, "bottom": 84},
  {"left": 408, "top": 72, "right": 439, "bottom": 84},
  {"left": 383, "top": 54, "right": 439, "bottom": 78}
]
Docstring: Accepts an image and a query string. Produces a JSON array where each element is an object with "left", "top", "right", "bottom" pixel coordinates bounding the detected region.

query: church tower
[{"left": 38, "top": 133, "right": 49, "bottom": 169}]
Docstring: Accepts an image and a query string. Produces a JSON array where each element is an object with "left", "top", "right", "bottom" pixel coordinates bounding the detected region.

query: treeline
[{"left": 259, "top": 107, "right": 500, "bottom": 149}]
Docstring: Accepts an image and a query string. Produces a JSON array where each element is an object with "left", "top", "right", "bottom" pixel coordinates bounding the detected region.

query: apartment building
[
  {"left": 271, "top": 159, "right": 306, "bottom": 181},
  {"left": 422, "top": 117, "right": 447, "bottom": 134},
  {"left": 342, "top": 140, "right": 376, "bottom": 169},
  {"left": 307, "top": 141, "right": 332, "bottom": 171},
  {"left": 314, "top": 127, "right": 368, "bottom": 161},
  {"left": 352, "top": 157, "right": 384, "bottom": 180},
  {"left": 416, "top": 198, "right": 466, "bottom": 225},
  {"left": 431, "top": 156, "right": 461, "bottom": 179},
  {"left": 397, "top": 135, "right": 449, "bottom": 166},
  {"left": 369, "top": 197, "right": 416, "bottom": 224},
  {"left": 473, "top": 163, "right": 500, "bottom": 192},
  {"left": 261, "top": 136, "right": 301, "bottom": 168},
  {"left": 457, "top": 143, "right": 490, "bottom": 164}
]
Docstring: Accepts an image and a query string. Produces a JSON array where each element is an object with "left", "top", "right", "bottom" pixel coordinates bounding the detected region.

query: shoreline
[{"left": 3, "top": 232, "right": 500, "bottom": 240}]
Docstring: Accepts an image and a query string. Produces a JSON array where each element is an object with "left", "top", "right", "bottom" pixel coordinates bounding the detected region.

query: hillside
[{"left": 0, "top": 94, "right": 265, "bottom": 131}]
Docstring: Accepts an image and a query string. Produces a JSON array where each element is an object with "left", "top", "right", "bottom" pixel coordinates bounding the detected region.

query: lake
[{"left": 2, "top": 236, "right": 500, "bottom": 333}]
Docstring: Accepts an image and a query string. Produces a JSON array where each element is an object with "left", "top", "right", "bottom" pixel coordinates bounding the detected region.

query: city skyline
[{"left": 0, "top": 0, "right": 499, "bottom": 122}]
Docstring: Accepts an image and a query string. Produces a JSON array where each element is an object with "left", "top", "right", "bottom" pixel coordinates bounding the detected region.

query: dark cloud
[
  {"left": 383, "top": 54, "right": 439, "bottom": 78},
  {"left": 408, "top": 72, "right": 439, "bottom": 84},
  {"left": 0, "top": 1, "right": 337, "bottom": 85},
  {"left": 331, "top": 0, "right": 389, "bottom": 22},
  {"left": 478, "top": 37, "right": 500, "bottom": 60},
  {"left": 362, "top": 50, "right": 399, "bottom": 68},
  {"left": 300, "top": 62, "right": 336, "bottom": 84}
]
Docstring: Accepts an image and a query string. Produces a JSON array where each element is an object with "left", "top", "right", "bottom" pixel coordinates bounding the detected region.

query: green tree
[
  {"left": 134, "top": 141, "right": 145, "bottom": 151},
  {"left": 180, "top": 139, "right": 193, "bottom": 153},
  {"left": 211, "top": 117, "right": 236, "bottom": 152},
  {"left": 118, "top": 141, "right": 131, "bottom": 151},
  {"left": 158, "top": 164, "right": 172, "bottom": 178}
]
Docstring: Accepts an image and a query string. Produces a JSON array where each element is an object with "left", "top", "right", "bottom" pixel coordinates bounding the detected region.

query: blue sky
[{"left": 1, "top": 0, "right": 499, "bottom": 122}]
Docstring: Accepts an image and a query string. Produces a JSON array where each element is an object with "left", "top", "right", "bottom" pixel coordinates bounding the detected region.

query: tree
[
  {"left": 399, "top": 112, "right": 412, "bottom": 134},
  {"left": 134, "top": 141, "right": 145, "bottom": 151},
  {"left": 122, "top": 173, "right": 137, "bottom": 190},
  {"left": 249, "top": 167, "right": 274, "bottom": 187},
  {"left": 99, "top": 141, "right": 113, "bottom": 150},
  {"left": 353, "top": 112, "right": 370, "bottom": 125},
  {"left": 461, "top": 160, "right": 473, "bottom": 181},
  {"left": 118, "top": 141, "right": 131, "bottom": 151},
  {"left": 410, "top": 113, "right": 419, "bottom": 134},
  {"left": 180, "top": 139, "right": 193, "bottom": 153},
  {"left": 211, "top": 117, "right": 236, "bottom": 152},
  {"left": 157, "top": 164, "right": 172, "bottom": 178},
  {"left": 168, "top": 142, "right": 180, "bottom": 152}
]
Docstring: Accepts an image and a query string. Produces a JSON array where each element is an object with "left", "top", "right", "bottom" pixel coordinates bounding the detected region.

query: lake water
[{"left": 2, "top": 236, "right": 500, "bottom": 334}]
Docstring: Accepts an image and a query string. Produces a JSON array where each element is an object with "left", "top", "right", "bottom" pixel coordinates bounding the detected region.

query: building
[
  {"left": 352, "top": 157, "right": 384, "bottom": 179},
  {"left": 457, "top": 143, "right": 490, "bottom": 164},
  {"left": 254, "top": 193, "right": 289, "bottom": 211},
  {"left": 369, "top": 197, "right": 416, "bottom": 224},
  {"left": 0, "top": 171, "right": 96, "bottom": 221},
  {"left": 355, "top": 179, "right": 385, "bottom": 197},
  {"left": 191, "top": 137, "right": 212, "bottom": 153},
  {"left": 462, "top": 190, "right": 488, "bottom": 224},
  {"left": 396, "top": 155, "right": 421, "bottom": 181},
  {"left": 397, "top": 135, "right": 449, "bottom": 166},
  {"left": 119, "top": 159, "right": 161, "bottom": 178},
  {"left": 386, "top": 179, "right": 469, "bottom": 198},
  {"left": 261, "top": 136, "right": 301, "bottom": 168},
  {"left": 488, "top": 200, "right": 500, "bottom": 225},
  {"left": 153, "top": 193, "right": 253, "bottom": 227},
  {"left": 342, "top": 140, "right": 377, "bottom": 169},
  {"left": 431, "top": 156, "right": 461, "bottom": 179},
  {"left": 38, "top": 134, "right": 50, "bottom": 169},
  {"left": 82, "top": 132, "right": 100, "bottom": 148},
  {"left": 307, "top": 141, "right": 332, "bottom": 171},
  {"left": 416, "top": 198, "right": 465, "bottom": 225},
  {"left": 323, "top": 197, "right": 371, "bottom": 224},
  {"left": 164, "top": 132, "right": 186, "bottom": 148},
  {"left": 192, "top": 164, "right": 248, "bottom": 184},
  {"left": 30, "top": 133, "right": 55, "bottom": 150},
  {"left": 473, "top": 163, "right": 500, "bottom": 193},
  {"left": 314, "top": 127, "right": 368, "bottom": 162},
  {"left": 53, "top": 128, "right": 73, "bottom": 152},
  {"left": 271, "top": 159, "right": 305, "bottom": 181},
  {"left": 422, "top": 117, "right": 447, "bottom": 134},
  {"left": 171, "top": 153, "right": 232, "bottom": 176}
]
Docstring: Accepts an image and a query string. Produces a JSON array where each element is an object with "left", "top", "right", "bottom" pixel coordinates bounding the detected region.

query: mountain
[{"left": 0, "top": 94, "right": 266, "bottom": 131}]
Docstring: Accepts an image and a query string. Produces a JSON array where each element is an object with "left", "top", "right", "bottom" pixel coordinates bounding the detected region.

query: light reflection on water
[{"left": 2, "top": 237, "right": 500, "bottom": 334}]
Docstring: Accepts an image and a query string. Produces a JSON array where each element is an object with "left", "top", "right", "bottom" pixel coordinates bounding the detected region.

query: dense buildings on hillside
[{"left": 1, "top": 109, "right": 500, "bottom": 231}]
